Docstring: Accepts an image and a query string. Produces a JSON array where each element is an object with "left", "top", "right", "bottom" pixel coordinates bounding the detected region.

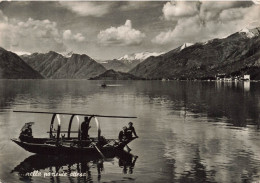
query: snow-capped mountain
[
  {"left": 14, "top": 51, "right": 31, "bottom": 56},
  {"left": 239, "top": 27, "right": 260, "bottom": 38},
  {"left": 100, "top": 51, "right": 164, "bottom": 72},
  {"left": 180, "top": 43, "right": 194, "bottom": 51},
  {"left": 130, "top": 26, "right": 260, "bottom": 80},
  {"left": 118, "top": 51, "right": 164, "bottom": 62},
  {"left": 60, "top": 51, "right": 74, "bottom": 58}
]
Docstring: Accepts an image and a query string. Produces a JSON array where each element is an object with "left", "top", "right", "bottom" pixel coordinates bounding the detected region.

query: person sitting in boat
[
  {"left": 81, "top": 116, "right": 92, "bottom": 140},
  {"left": 127, "top": 122, "right": 138, "bottom": 139},
  {"left": 19, "top": 122, "right": 34, "bottom": 141},
  {"left": 118, "top": 126, "right": 128, "bottom": 142}
]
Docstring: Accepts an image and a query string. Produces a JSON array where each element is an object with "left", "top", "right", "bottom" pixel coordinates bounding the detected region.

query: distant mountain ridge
[
  {"left": 100, "top": 59, "right": 130, "bottom": 72},
  {"left": 101, "top": 51, "right": 164, "bottom": 72},
  {"left": 130, "top": 27, "right": 260, "bottom": 80},
  {"left": 90, "top": 69, "right": 144, "bottom": 80},
  {"left": 3, "top": 27, "right": 260, "bottom": 80},
  {"left": 118, "top": 51, "right": 164, "bottom": 62},
  {"left": 0, "top": 47, "right": 43, "bottom": 79},
  {"left": 21, "top": 51, "right": 106, "bottom": 79}
]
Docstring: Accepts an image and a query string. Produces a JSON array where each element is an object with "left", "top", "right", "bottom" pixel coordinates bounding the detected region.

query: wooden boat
[
  {"left": 11, "top": 111, "right": 137, "bottom": 157},
  {"left": 101, "top": 83, "right": 107, "bottom": 87}
]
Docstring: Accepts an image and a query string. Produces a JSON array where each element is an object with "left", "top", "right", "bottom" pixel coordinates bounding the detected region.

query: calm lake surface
[{"left": 0, "top": 80, "right": 259, "bottom": 183}]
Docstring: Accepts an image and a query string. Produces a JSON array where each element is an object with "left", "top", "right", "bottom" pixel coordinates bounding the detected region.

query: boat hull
[{"left": 11, "top": 138, "right": 123, "bottom": 156}]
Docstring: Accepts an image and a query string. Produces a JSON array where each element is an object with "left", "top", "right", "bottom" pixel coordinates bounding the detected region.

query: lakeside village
[
  {"left": 161, "top": 74, "right": 256, "bottom": 82},
  {"left": 215, "top": 74, "right": 251, "bottom": 81}
]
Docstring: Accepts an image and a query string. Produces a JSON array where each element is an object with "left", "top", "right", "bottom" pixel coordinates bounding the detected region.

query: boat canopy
[
  {"left": 13, "top": 110, "right": 137, "bottom": 141},
  {"left": 13, "top": 110, "right": 137, "bottom": 119}
]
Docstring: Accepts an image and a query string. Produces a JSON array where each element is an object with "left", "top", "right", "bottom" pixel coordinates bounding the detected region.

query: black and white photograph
[{"left": 0, "top": 0, "right": 260, "bottom": 182}]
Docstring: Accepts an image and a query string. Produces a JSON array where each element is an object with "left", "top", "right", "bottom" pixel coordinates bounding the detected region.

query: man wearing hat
[{"left": 81, "top": 116, "right": 92, "bottom": 140}]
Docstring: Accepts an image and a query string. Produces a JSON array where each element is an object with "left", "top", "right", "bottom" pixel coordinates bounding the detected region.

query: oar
[{"left": 92, "top": 143, "right": 105, "bottom": 159}]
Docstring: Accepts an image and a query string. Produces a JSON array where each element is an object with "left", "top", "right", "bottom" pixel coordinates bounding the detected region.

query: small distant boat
[
  {"left": 101, "top": 83, "right": 107, "bottom": 87},
  {"left": 11, "top": 110, "right": 137, "bottom": 157}
]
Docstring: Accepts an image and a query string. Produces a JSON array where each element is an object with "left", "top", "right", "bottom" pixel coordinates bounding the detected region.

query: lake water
[{"left": 0, "top": 80, "right": 259, "bottom": 183}]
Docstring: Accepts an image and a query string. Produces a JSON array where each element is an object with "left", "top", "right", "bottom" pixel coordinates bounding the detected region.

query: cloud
[
  {"left": 162, "top": 1, "right": 252, "bottom": 21},
  {"left": 199, "top": 1, "right": 252, "bottom": 21},
  {"left": 97, "top": 20, "right": 145, "bottom": 46},
  {"left": 163, "top": 1, "right": 200, "bottom": 21},
  {"left": 119, "top": 1, "right": 160, "bottom": 11},
  {"left": 0, "top": 16, "right": 66, "bottom": 53},
  {"left": 63, "top": 30, "right": 85, "bottom": 42},
  {"left": 152, "top": 16, "right": 203, "bottom": 45},
  {"left": 200, "top": 1, "right": 252, "bottom": 13},
  {"left": 0, "top": 10, "right": 86, "bottom": 53},
  {"left": 153, "top": 2, "right": 260, "bottom": 45},
  {"left": 0, "top": 11, "right": 9, "bottom": 44},
  {"left": 59, "top": 2, "right": 113, "bottom": 17},
  {"left": 59, "top": 2, "right": 160, "bottom": 17},
  {"left": 0, "top": 10, "right": 8, "bottom": 22}
]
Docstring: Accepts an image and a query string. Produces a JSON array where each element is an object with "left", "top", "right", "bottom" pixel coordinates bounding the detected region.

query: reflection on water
[
  {"left": 11, "top": 151, "right": 138, "bottom": 183},
  {"left": 0, "top": 80, "right": 260, "bottom": 183},
  {"left": 119, "top": 154, "right": 138, "bottom": 174},
  {"left": 0, "top": 80, "right": 258, "bottom": 127}
]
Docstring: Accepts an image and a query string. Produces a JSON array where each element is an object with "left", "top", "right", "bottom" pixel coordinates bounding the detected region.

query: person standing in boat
[
  {"left": 81, "top": 116, "right": 92, "bottom": 140},
  {"left": 119, "top": 126, "right": 132, "bottom": 152},
  {"left": 127, "top": 122, "right": 138, "bottom": 139}
]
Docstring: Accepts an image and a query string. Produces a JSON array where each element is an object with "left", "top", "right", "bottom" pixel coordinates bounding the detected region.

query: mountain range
[
  {"left": 130, "top": 27, "right": 260, "bottom": 80},
  {"left": 21, "top": 52, "right": 106, "bottom": 79},
  {"left": 0, "top": 47, "right": 43, "bottom": 79},
  {"left": 90, "top": 69, "right": 143, "bottom": 80},
  {"left": 100, "top": 51, "right": 164, "bottom": 72},
  {"left": 118, "top": 51, "right": 165, "bottom": 61},
  {"left": 0, "top": 27, "right": 259, "bottom": 80},
  {"left": 100, "top": 60, "right": 131, "bottom": 73}
]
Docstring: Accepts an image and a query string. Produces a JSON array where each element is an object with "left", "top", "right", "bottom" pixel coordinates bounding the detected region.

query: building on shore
[{"left": 243, "top": 75, "right": 250, "bottom": 81}]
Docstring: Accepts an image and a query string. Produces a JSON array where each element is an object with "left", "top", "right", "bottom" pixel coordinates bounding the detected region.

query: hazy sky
[{"left": 0, "top": 1, "right": 259, "bottom": 60}]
